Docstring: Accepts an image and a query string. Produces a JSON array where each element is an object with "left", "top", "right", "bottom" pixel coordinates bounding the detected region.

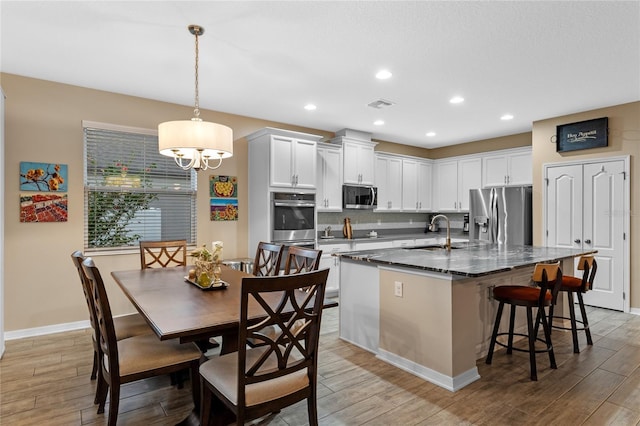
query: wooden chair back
[
  {"left": 71, "top": 251, "right": 98, "bottom": 333},
  {"left": 577, "top": 255, "right": 598, "bottom": 291},
  {"left": 532, "top": 261, "right": 563, "bottom": 305},
  {"left": 81, "top": 257, "right": 121, "bottom": 381},
  {"left": 238, "top": 268, "right": 328, "bottom": 421},
  {"left": 284, "top": 246, "right": 323, "bottom": 275},
  {"left": 252, "top": 241, "right": 284, "bottom": 277},
  {"left": 139, "top": 240, "right": 187, "bottom": 269}
]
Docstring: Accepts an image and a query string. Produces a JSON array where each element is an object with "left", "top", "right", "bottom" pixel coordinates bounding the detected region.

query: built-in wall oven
[{"left": 271, "top": 192, "right": 316, "bottom": 269}]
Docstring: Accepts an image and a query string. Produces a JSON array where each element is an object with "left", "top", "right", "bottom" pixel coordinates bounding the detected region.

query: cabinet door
[
  {"left": 318, "top": 147, "right": 342, "bottom": 211},
  {"left": 269, "top": 136, "right": 295, "bottom": 187},
  {"left": 482, "top": 154, "right": 508, "bottom": 187},
  {"left": 358, "top": 144, "right": 376, "bottom": 185},
  {"left": 457, "top": 158, "right": 481, "bottom": 211},
  {"left": 319, "top": 254, "right": 339, "bottom": 296},
  {"left": 293, "top": 139, "right": 317, "bottom": 189},
  {"left": 343, "top": 143, "right": 361, "bottom": 184},
  {"left": 402, "top": 159, "right": 418, "bottom": 210},
  {"left": 376, "top": 156, "right": 401, "bottom": 211},
  {"left": 434, "top": 160, "right": 459, "bottom": 211},
  {"left": 417, "top": 161, "right": 432, "bottom": 211},
  {"left": 507, "top": 151, "right": 532, "bottom": 186}
]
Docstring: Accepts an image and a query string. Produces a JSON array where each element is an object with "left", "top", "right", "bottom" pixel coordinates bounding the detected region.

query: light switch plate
[{"left": 394, "top": 281, "right": 403, "bottom": 297}]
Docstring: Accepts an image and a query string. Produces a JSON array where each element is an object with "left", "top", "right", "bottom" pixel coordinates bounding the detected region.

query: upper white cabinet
[
  {"left": 317, "top": 142, "right": 343, "bottom": 212},
  {"left": 482, "top": 148, "right": 532, "bottom": 187},
  {"left": 402, "top": 158, "right": 432, "bottom": 211},
  {"left": 433, "top": 156, "right": 481, "bottom": 212},
  {"left": 341, "top": 139, "right": 376, "bottom": 185},
  {"left": 375, "top": 154, "right": 403, "bottom": 211},
  {"left": 269, "top": 135, "right": 317, "bottom": 189}
]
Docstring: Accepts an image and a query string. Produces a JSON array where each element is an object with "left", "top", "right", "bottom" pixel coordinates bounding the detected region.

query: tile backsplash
[{"left": 318, "top": 211, "right": 466, "bottom": 233}]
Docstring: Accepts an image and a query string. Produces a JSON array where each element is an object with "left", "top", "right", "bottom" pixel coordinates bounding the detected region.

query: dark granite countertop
[
  {"left": 336, "top": 242, "right": 596, "bottom": 277},
  {"left": 317, "top": 229, "right": 469, "bottom": 244}
]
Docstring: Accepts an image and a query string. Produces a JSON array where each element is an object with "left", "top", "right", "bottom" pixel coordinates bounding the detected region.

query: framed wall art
[
  {"left": 20, "top": 162, "right": 68, "bottom": 192},
  {"left": 20, "top": 193, "right": 68, "bottom": 222},
  {"left": 556, "top": 117, "right": 608, "bottom": 152}
]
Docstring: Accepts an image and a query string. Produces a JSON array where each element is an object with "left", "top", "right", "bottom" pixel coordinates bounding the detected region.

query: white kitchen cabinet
[
  {"left": 317, "top": 143, "right": 343, "bottom": 211},
  {"left": 375, "top": 154, "right": 403, "bottom": 211},
  {"left": 391, "top": 239, "right": 415, "bottom": 248},
  {"left": 270, "top": 135, "right": 317, "bottom": 189},
  {"left": 342, "top": 139, "right": 376, "bottom": 185},
  {"left": 318, "top": 242, "right": 351, "bottom": 297},
  {"left": 482, "top": 148, "right": 532, "bottom": 187},
  {"left": 433, "top": 156, "right": 481, "bottom": 212},
  {"left": 354, "top": 240, "right": 393, "bottom": 250},
  {"left": 402, "top": 158, "right": 432, "bottom": 211}
]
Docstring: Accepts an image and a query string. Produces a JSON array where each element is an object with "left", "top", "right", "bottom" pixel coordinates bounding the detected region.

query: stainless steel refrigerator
[{"left": 469, "top": 186, "right": 532, "bottom": 245}]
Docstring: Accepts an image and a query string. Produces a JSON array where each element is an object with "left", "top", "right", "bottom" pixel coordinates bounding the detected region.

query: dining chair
[
  {"left": 139, "top": 239, "right": 187, "bottom": 269},
  {"left": 70, "top": 251, "right": 151, "bottom": 403},
  {"left": 199, "top": 268, "right": 329, "bottom": 426},
  {"left": 485, "top": 262, "right": 563, "bottom": 381},
  {"left": 548, "top": 255, "right": 597, "bottom": 353},
  {"left": 252, "top": 241, "right": 284, "bottom": 277},
  {"left": 81, "top": 257, "right": 202, "bottom": 426},
  {"left": 284, "top": 246, "right": 323, "bottom": 275}
]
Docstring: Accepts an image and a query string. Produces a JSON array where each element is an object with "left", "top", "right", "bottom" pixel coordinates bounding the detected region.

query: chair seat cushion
[
  {"left": 561, "top": 276, "right": 583, "bottom": 291},
  {"left": 113, "top": 313, "right": 152, "bottom": 340},
  {"left": 493, "top": 285, "right": 552, "bottom": 304},
  {"left": 115, "top": 334, "right": 201, "bottom": 377},
  {"left": 200, "top": 347, "right": 309, "bottom": 407}
]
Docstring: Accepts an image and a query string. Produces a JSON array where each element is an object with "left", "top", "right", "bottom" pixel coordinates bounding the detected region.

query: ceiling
[{"left": 1, "top": 1, "right": 639, "bottom": 148}]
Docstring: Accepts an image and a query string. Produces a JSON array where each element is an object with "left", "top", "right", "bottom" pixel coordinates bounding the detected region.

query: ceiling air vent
[{"left": 367, "top": 98, "right": 396, "bottom": 109}]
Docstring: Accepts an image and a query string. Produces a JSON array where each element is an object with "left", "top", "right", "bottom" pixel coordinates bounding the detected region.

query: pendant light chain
[{"left": 193, "top": 26, "right": 201, "bottom": 119}]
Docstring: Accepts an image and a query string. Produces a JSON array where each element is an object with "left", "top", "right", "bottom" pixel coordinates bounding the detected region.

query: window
[{"left": 84, "top": 121, "right": 197, "bottom": 251}]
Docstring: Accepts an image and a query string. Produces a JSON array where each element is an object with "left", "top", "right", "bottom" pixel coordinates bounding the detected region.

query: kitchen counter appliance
[{"left": 343, "top": 184, "right": 377, "bottom": 209}]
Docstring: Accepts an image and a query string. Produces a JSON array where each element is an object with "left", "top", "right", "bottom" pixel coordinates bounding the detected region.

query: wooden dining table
[{"left": 111, "top": 264, "right": 337, "bottom": 355}]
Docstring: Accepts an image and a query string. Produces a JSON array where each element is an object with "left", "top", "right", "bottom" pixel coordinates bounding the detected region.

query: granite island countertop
[{"left": 336, "top": 242, "right": 596, "bottom": 277}]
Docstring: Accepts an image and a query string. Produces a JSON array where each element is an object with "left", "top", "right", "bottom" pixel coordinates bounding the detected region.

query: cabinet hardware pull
[
  {"left": 585, "top": 239, "right": 592, "bottom": 244},
  {"left": 574, "top": 239, "right": 581, "bottom": 244}
]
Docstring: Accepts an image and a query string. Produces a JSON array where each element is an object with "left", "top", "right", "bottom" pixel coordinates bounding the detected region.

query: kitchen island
[{"left": 337, "top": 242, "right": 596, "bottom": 391}]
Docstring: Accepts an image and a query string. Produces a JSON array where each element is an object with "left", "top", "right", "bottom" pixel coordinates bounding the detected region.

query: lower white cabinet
[{"left": 318, "top": 243, "right": 351, "bottom": 297}]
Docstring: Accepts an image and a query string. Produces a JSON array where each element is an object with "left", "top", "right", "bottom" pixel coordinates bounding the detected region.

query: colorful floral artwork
[
  {"left": 20, "top": 162, "right": 68, "bottom": 192},
  {"left": 209, "top": 175, "right": 237, "bottom": 198},
  {"left": 20, "top": 193, "right": 68, "bottom": 222},
  {"left": 210, "top": 198, "right": 238, "bottom": 221}
]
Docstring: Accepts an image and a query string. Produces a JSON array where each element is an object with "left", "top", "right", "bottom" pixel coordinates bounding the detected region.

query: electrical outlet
[{"left": 394, "top": 281, "right": 403, "bottom": 297}]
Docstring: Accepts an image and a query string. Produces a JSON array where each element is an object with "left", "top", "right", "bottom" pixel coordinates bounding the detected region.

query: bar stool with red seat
[
  {"left": 548, "top": 255, "right": 597, "bottom": 353},
  {"left": 485, "top": 262, "right": 563, "bottom": 381}
]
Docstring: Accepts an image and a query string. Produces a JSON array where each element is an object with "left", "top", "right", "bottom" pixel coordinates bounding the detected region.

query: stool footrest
[
  {"left": 494, "top": 332, "right": 554, "bottom": 354},
  {"left": 549, "top": 315, "right": 589, "bottom": 331}
]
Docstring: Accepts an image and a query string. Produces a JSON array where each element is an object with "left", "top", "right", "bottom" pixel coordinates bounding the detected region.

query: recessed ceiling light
[
  {"left": 376, "top": 69, "right": 392, "bottom": 80},
  {"left": 304, "top": 104, "right": 317, "bottom": 111},
  {"left": 500, "top": 114, "right": 514, "bottom": 120},
  {"left": 449, "top": 96, "right": 464, "bottom": 104},
  {"left": 425, "top": 132, "right": 436, "bottom": 137},
  {"left": 373, "top": 120, "right": 385, "bottom": 126}
]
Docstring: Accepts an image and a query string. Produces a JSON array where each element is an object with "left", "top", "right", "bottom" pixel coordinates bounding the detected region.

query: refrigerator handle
[{"left": 490, "top": 188, "right": 498, "bottom": 242}]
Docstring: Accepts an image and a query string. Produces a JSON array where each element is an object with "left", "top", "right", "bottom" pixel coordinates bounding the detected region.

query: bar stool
[
  {"left": 485, "top": 262, "right": 563, "bottom": 381},
  {"left": 548, "top": 255, "right": 597, "bottom": 353}
]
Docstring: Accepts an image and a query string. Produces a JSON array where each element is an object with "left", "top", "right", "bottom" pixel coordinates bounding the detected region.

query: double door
[{"left": 545, "top": 159, "right": 628, "bottom": 311}]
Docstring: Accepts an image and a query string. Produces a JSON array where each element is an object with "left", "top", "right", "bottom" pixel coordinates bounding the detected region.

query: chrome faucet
[{"left": 430, "top": 214, "right": 451, "bottom": 251}]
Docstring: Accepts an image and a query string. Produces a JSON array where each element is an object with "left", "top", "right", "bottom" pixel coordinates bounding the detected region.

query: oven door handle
[{"left": 273, "top": 202, "right": 316, "bottom": 208}]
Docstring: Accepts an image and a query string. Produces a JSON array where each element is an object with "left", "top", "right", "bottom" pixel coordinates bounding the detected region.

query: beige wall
[
  {"left": 531, "top": 101, "right": 639, "bottom": 308},
  {"left": 1, "top": 73, "right": 332, "bottom": 331}
]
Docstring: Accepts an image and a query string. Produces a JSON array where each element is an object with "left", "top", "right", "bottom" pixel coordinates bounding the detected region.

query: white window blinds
[{"left": 83, "top": 121, "right": 197, "bottom": 251}]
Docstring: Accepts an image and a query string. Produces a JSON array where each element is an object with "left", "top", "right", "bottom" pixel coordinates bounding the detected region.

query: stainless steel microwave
[{"left": 342, "top": 185, "right": 377, "bottom": 210}]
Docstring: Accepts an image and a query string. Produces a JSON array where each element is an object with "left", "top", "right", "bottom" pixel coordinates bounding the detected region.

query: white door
[
  {"left": 581, "top": 161, "right": 625, "bottom": 310},
  {"left": 402, "top": 159, "right": 418, "bottom": 210},
  {"left": 546, "top": 160, "right": 626, "bottom": 311},
  {"left": 270, "top": 136, "right": 294, "bottom": 187},
  {"left": 458, "top": 157, "right": 482, "bottom": 211},
  {"left": 323, "top": 147, "right": 342, "bottom": 210},
  {"left": 546, "top": 164, "right": 583, "bottom": 249},
  {"left": 293, "top": 139, "right": 317, "bottom": 189}
]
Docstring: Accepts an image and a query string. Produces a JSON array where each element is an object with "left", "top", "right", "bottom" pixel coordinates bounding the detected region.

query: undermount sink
[{"left": 409, "top": 245, "right": 461, "bottom": 251}]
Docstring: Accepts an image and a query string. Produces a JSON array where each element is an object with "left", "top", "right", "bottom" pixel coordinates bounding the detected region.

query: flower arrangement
[{"left": 190, "top": 241, "right": 224, "bottom": 287}]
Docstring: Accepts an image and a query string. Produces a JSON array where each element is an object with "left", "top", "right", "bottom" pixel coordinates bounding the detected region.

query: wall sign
[{"left": 556, "top": 117, "right": 608, "bottom": 152}]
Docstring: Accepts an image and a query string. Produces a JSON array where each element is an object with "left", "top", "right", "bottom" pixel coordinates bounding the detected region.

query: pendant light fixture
[{"left": 158, "top": 24, "right": 233, "bottom": 171}]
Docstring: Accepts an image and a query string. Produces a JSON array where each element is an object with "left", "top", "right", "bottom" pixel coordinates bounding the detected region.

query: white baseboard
[
  {"left": 630, "top": 307, "right": 640, "bottom": 316},
  {"left": 377, "top": 348, "right": 480, "bottom": 392},
  {"left": 5, "top": 319, "right": 91, "bottom": 340}
]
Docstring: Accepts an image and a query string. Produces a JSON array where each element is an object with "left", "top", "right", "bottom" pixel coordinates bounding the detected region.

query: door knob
[
  {"left": 585, "top": 239, "right": 592, "bottom": 244},
  {"left": 574, "top": 239, "right": 581, "bottom": 244}
]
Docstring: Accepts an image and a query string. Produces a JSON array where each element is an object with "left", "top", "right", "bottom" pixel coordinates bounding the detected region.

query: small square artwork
[
  {"left": 209, "top": 175, "right": 237, "bottom": 198},
  {"left": 20, "top": 162, "right": 68, "bottom": 192},
  {"left": 210, "top": 198, "right": 238, "bottom": 221},
  {"left": 20, "top": 193, "right": 68, "bottom": 222}
]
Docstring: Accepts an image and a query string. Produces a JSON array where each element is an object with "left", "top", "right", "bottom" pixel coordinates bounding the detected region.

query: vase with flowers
[{"left": 190, "top": 241, "right": 224, "bottom": 287}]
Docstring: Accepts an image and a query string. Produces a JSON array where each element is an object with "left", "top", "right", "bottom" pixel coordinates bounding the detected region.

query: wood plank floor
[{"left": 1, "top": 304, "right": 639, "bottom": 425}]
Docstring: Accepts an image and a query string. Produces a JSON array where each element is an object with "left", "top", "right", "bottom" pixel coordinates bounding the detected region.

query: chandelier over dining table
[{"left": 158, "top": 24, "right": 233, "bottom": 171}]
